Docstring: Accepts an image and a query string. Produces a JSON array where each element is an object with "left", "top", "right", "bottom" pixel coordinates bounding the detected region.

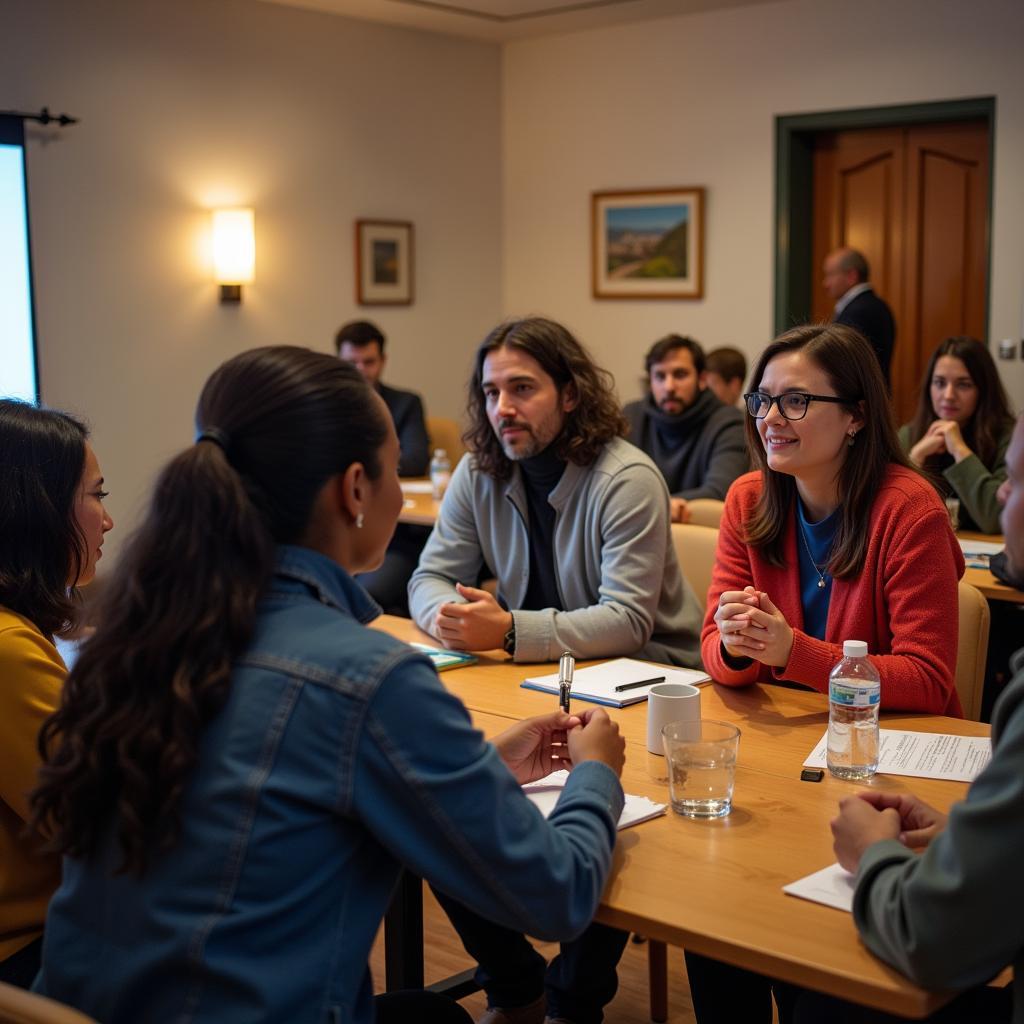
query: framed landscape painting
[
  {"left": 591, "top": 187, "right": 704, "bottom": 299},
  {"left": 356, "top": 219, "right": 413, "bottom": 305}
]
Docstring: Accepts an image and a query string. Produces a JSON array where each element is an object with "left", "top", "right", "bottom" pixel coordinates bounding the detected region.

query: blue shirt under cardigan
[
  {"left": 795, "top": 499, "right": 838, "bottom": 641},
  {"left": 36, "top": 546, "right": 623, "bottom": 1024}
]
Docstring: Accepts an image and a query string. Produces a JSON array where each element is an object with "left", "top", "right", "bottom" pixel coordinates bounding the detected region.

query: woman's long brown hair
[
  {"left": 905, "top": 335, "right": 1014, "bottom": 470},
  {"left": 744, "top": 323, "right": 911, "bottom": 578},
  {"left": 30, "top": 347, "right": 387, "bottom": 875}
]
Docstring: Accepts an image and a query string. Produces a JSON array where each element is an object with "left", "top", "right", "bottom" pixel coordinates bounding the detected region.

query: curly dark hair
[
  {"left": 30, "top": 346, "right": 388, "bottom": 875},
  {"left": 464, "top": 317, "right": 628, "bottom": 480},
  {"left": 0, "top": 399, "right": 89, "bottom": 637}
]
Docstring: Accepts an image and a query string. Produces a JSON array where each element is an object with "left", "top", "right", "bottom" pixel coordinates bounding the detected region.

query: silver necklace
[{"left": 797, "top": 518, "right": 830, "bottom": 589}]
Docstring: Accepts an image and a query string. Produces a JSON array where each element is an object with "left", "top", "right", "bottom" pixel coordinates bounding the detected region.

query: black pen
[
  {"left": 558, "top": 651, "right": 574, "bottom": 714},
  {"left": 613, "top": 675, "right": 666, "bottom": 693}
]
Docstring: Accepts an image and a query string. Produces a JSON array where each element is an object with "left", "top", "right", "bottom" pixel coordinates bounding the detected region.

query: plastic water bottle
[
  {"left": 429, "top": 448, "right": 451, "bottom": 500},
  {"left": 827, "top": 640, "right": 880, "bottom": 781}
]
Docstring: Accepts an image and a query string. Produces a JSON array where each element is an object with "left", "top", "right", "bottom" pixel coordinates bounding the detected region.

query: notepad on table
[
  {"left": 523, "top": 770, "right": 666, "bottom": 829},
  {"left": 410, "top": 642, "right": 478, "bottom": 672},
  {"left": 783, "top": 863, "right": 855, "bottom": 913},
  {"left": 521, "top": 657, "right": 710, "bottom": 708}
]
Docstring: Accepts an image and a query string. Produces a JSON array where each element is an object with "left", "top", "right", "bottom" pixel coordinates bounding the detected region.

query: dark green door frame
[{"left": 774, "top": 96, "right": 996, "bottom": 336}]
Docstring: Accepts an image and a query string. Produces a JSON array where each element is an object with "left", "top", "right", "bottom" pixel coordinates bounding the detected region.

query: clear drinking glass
[{"left": 662, "top": 719, "right": 740, "bottom": 818}]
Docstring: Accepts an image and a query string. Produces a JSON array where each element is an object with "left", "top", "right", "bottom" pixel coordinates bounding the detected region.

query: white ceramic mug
[{"left": 646, "top": 682, "right": 701, "bottom": 754}]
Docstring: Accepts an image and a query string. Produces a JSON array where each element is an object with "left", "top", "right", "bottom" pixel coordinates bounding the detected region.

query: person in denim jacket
[{"left": 29, "top": 347, "right": 625, "bottom": 1024}]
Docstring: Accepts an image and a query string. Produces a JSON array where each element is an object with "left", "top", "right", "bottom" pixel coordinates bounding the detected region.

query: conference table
[{"left": 373, "top": 615, "right": 993, "bottom": 1019}]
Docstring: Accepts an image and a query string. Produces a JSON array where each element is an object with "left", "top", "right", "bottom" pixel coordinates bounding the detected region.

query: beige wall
[
  {"left": 2, "top": 0, "right": 503, "bottom": 556},
  {"left": 503, "top": 0, "right": 1024, "bottom": 408},
  {"left": 5, "top": 0, "right": 1023, "bottom": 560}
]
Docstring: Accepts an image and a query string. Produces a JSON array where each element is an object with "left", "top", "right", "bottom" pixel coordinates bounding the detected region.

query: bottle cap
[
  {"left": 843, "top": 640, "right": 868, "bottom": 658},
  {"left": 433, "top": 448, "right": 446, "bottom": 457}
]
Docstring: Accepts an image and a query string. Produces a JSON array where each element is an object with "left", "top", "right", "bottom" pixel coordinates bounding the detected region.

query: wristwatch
[{"left": 502, "top": 620, "right": 516, "bottom": 656}]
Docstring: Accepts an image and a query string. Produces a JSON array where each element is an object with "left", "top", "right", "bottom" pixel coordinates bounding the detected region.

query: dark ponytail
[{"left": 32, "top": 346, "right": 388, "bottom": 874}]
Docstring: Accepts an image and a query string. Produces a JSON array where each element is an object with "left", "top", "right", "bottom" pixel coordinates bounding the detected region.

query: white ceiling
[{"left": 255, "top": 0, "right": 779, "bottom": 41}]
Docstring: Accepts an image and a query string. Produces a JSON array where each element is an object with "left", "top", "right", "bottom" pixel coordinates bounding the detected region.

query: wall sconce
[{"left": 212, "top": 208, "right": 255, "bottom": 303}]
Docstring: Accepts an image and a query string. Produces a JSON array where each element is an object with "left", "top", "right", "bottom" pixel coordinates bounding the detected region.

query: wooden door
[{"left": 811, "top": 121, "right": 989, "bottom": 424}]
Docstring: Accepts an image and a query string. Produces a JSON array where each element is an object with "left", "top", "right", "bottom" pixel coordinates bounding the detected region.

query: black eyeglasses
[{"left": 743, "top": 391, "right": 856, "bottom": 421}]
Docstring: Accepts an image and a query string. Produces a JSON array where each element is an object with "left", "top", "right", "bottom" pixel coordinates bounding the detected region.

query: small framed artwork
[
  {"left": 591, "top": 187, "right": 705, "bottom": 300},
  {"left": 355, "top": 219, "right": 414, "bottom": 305}
]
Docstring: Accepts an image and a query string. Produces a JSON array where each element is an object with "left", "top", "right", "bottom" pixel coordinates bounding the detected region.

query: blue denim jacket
[{"left": 36, "top": 546, "right": 623, "bottom": 1023}]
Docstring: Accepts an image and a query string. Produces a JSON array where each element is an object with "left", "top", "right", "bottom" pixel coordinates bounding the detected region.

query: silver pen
[{"left": 558, "top": 651, "right": 574, "bottom": 714}]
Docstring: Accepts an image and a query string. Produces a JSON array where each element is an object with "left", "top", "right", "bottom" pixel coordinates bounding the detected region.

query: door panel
[
  {"left": 899, "top": 123, "right": 989, "bottom": 421},
  {"left": 810, "top": 120, "right": 989, "bottom": 424},
  {"left": 812, "top": 129, "right": 903, "bottom": 326}
]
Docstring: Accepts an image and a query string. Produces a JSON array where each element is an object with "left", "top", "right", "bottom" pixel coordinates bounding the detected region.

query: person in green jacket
[
  {"left": 805, "top": 413, "right": 1024, "bottom": 1024},
  {"left": 899, "top": 336, "right": 1014, "bottom": 533}
]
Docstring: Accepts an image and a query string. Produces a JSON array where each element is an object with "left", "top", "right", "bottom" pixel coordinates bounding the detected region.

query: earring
[
  {"left": 847, "top": 432, "right": 857, "bottom": 447},
  {"left": 356, "top": 513, "right": 364, "bottom": 529}
]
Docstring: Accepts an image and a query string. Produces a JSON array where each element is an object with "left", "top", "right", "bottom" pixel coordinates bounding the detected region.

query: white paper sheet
[
  {"left": 957, "top": 538, "right": 1004, "bottom": 556},
  {"left": 783, "top": 863, "right": 856, "bottom": 913},
  {"left": 804, "top": 729, "right": 991, "bottom": 782},
  {"left": 522, "top": 657, "right": 710, "bottom": 708},
  {"left": 523, "top": 770, "right": 666, "bottom": 830},
  {"left": 400, "top": 480, "right": 434, "bottom": 494},
  {"left": 958, "top": 538, "right": 1004, "bottom": 568}
]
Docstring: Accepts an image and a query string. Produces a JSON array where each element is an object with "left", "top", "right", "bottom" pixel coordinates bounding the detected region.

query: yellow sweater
[{"left": 0, "top": 606, "right": 64, "bottom": 963}]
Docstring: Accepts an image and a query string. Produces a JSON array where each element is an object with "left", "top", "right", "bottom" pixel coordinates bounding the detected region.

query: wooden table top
[
  {"left": 958, "top": 531, "right": 1022, "bottom": 604},
  {"left": 373, "top": 615, "right": 991, "bottom": 1018},
  {"left": 399, "top": 480, "right": 440, "bottom": 526}
]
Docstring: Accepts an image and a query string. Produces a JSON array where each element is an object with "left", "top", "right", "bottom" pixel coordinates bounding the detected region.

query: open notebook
[
  {"left": 523, "top": 770, "right": 666, "bottom": 829},
  {"left": 522, "top": 657, "right": 710, "bottom": 708}
]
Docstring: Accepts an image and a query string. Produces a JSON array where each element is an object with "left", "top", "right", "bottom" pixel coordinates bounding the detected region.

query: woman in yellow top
[{"left": 0, "top": 399, "right": 113, "bottom": 988}]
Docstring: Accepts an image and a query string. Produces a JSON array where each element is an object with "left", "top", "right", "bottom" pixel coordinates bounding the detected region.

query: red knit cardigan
[{"left": 700, "top": 467, "right": 965, "bottom": 716}]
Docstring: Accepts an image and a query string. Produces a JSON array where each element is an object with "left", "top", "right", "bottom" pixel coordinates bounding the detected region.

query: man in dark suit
[
  {"left": 336, "top": 319, "right": 430, "bottom": 613},
  {"left": 336, "top": 320, "right": 430, "bottom": 477},
  {"left": 823, "top": 247, "right": 896, "bottom": 384}
]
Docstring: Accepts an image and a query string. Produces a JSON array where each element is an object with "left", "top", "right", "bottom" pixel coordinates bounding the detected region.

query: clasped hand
[
  {"left": 831, "top": 792, "right": 948, "bottom": 872},
  {"left": 714, "top": 586, "right": 794, "bottom": 668},
  {"left": 434, "top": 582, "right": 512, "bottom": 651},
  {"left": 909, "top": 419, "right": 971, "bottom": 464},
  {"left": 493, "top": 708, "right": 625, "bottom": 784}
]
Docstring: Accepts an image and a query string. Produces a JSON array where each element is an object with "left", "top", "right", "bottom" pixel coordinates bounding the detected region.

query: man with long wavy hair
[{"left": 409, "top": 316, "right": 703, "bottom": 1024}]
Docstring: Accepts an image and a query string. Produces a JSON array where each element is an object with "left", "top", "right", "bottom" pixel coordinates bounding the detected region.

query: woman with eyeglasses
[
  {"left": 900, "top": 336, "right": 1014, "bottom": 534},
  {"left": 686, "top": 323, "right": 966, "bottom": 1024},
  {"left": 701, "top": 322, "right": 964, "bottom": 718},
  {"left": 0, "top": 400, "right": 113, "bottom": 989}
]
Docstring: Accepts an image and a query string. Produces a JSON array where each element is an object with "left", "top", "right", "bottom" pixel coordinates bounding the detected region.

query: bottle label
[{"left": 830, "top": 682, "right": 880, "bottom": 707}]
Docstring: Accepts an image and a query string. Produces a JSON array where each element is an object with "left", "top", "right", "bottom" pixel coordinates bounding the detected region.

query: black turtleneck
[{"left": 519, "top": 447, "right": 566, "bottom": 612}]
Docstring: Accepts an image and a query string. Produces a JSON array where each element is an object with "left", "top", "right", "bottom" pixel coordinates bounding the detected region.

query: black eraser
[{"left": 800, "top": 768, "right": 825, "bottom": 782}]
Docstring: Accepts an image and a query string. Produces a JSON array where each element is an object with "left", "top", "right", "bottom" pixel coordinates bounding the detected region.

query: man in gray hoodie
[
  {"left": 408, "top": 316, "right": 704, "bottom": 1024},
  {"left": 409, "top": 316, "right": 703, "bottom": 669}
]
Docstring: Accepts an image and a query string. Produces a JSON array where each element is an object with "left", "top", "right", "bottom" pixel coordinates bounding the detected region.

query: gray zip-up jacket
[
  {"left": 408, "top": 437, "right": 704, "bottom": 666},
  {"left": 853, "top": 646, "right": 1024, "bottom": 1020}
]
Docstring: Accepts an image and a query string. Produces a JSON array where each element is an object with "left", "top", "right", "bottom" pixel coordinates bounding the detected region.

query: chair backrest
[
  {"left": 685, "top": 499, "right": 725, "bottom": 529},
  {"left": 671, "top": 523, "right": 719, "bottom": 612},
  {"left": 426, "top": 416, "right": 466, "bottom": 467},
  {"left": 955, "top": 581, "right": 990, "bottom": 721},
  {"left": 0, "top": 982, "right": 97, "bottom": 1024}
]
